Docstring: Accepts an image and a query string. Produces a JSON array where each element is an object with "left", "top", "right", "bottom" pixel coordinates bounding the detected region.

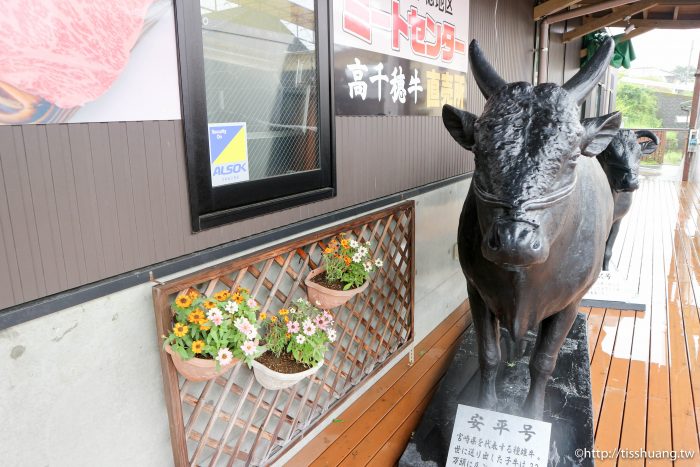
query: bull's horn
[
  {"left": 635, "top": 129, "right": 660, "bottom": 145},
  {"left": 563, "top": 37, "right": 615, "bottom": 104},
  {"left": 469, "top": 40, "right": 506, "bottom": 100}
]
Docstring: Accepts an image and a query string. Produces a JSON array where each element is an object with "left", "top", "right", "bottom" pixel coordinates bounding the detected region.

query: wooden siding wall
[{"left": 0, "top": 0, "right": 542, "bottom": 310}]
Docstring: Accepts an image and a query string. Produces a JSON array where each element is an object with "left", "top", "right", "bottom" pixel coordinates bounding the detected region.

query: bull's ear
[
  {"left": 580, "top": 112, "right": 622, "bottom": 157},
  {"left": 442, "top": 104, "right": 477, "bottom": 151},
  {"left": 639, "top": 140, "right": 659, "bottom": 155}
]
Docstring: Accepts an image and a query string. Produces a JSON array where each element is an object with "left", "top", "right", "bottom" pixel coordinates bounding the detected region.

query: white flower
[
  {"left": 207, "top": 309, "right": 224, "bottom": 326},
  {"left": 225, "top": 301, "right": 239, "bottom": 313},
  {"left": 235, "top": 317, "right": 255, "bottom": 338},
  {"left": 357, "top": 246, "right": 368, "bottom": 256},
  {"left": 246, "top": 298, "right": 257, "bottom": 308},
  {"left": 374, "top": 259, "right": 383, "bottom": 268},
  {"left": 240, "top": 340, "right": 257, "bottom": 356},
  {"left": 216, "top": 348, "right": 234, "bottom": 365},
  {"left": 349, "top": 239, "right": 359, "bottom": 248},
  {"left": 352, "top": 252, "right": 363, "bottom": 263},
  {"left": 296, "top": 335, "right": 306, "bottom": 344},
  {"left": 326, "top": 328, "right": 337, "bottom": 342},
  {"left": 302, "top": 319, "right": 317, "bottom": 336},
  {"left": 363, "top": 262, "right": 373, "bottom": 273}
]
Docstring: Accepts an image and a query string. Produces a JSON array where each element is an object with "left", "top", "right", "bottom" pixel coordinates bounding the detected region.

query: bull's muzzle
[
  {"left": 615, "top": 172, "right": 639, "bottom": 192},
  {"left": 482, "top": 219, "right": 549, "bottom": 267}
]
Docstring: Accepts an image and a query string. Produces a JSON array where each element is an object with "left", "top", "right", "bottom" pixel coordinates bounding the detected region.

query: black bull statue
[
  {"left": 442, "top": 38, "right": 621, "bottom": 419},
  {"left": 598, "top": 129, "right": 659, "bottom": 270}
]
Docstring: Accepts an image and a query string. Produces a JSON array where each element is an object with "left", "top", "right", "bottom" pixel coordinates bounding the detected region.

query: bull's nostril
[
  {"left": 488, "top": 231, "right": 500, "bottom": 250},
  {"left": 532, "top": 240, "right": 541, "bottom": 250}
]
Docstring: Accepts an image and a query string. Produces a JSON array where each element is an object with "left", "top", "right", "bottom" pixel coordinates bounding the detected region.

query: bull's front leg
[
  {"left": 523, "top": 302, "right": 579, "bottom": 419},
  {"left": 468, "top": 281, "right": 501, "bottom": 410},
  {"left": 603, "top": 220, "right": 621, "bottom": 271}
]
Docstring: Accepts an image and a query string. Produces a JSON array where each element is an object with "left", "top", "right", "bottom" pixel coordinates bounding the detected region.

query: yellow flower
[
  {"left": 187, "top": 289, "right": 199, "bottom": 299},
  {"left": 341, "top": 239, "right": 350, "bottom": 248},
  {"left": 237, "top": 287, "right": 250, "bottom": 294},
  {"left": 203, "top": 300, "right": 216, "bottom": 310},
  {"left": 188, "top": 309, "right": 206, "bottom": 324},
  {"left": 232, "top": 293, "right": 244, "bottom": 304},
  {"left": 278, "top": 309, "right": 289, "bottom": 316},
  {"left": 283, "top": 317, "right": 289, "bottom": 323},
  {"left": 214, "top": 290, "right": 230, "bottom": 301},
  {"left": 270, "top": 316, "right": 278, "bottom": 323},
  {"left": 175, "top": 295, "right": 192, "bottom": 308},
  {"left": 259, "top": 312, "right": 268, "bottom": 320},
  {"left": 191, "top": 340, "right": 205, "bottom": 354},
  {"left": 173, "top": 323, "right": 188, "bottom": 337},
  {"left": 324, "top": 247, "right": 333, "bottom": 254},
  {"left": 285, "top": 333, "right": 291, "bottom": 339},
  {"left": 200, "top": 324, "right": 211, "bottom": 331}
]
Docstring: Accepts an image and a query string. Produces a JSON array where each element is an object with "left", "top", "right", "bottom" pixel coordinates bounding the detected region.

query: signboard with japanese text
[
  {"left": 208, "top": 123, "right": 250, "bottom": 187},
  {"left": 333, "top": 0, "right": 470, "bottom": 116},
  {"left": 447, "top": 405, "right": 551, "bottom": 467}
]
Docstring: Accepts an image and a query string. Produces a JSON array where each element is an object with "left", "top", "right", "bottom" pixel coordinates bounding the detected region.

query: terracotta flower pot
[
  {"left": 251, "top": 359, "right": 323, "bottom": 390},
  {"left": 165, "top": 345, "right": 238, "bottom": 382},
  {"left": 304, "top": 267, "right": 369, "bottom": 309}
]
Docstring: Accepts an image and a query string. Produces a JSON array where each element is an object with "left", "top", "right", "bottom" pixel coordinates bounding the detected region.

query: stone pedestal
[{"left": 400, "top": 313, "right": 594, "bottom": 467}]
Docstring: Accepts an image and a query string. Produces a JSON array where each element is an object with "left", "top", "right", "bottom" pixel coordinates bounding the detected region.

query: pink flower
[
  {"left": 216, "top": 348, "right": 234, "bottom": 365},
  {"left": 247, "top": 298, "right": 257, "bottom": 308},
  {"left": 302, "top": 319, "right": 317, "bottom": 336},
  {"left": 314, "top": 315, "right": 328, "bottom": 330},
  {"left": 235, "top": 317, "right": 255, "bottom": 338},
  {"left": 207, "top": 309, "right": 223, "bottom": 326},
  {"left": 287, "top": 321, "right": 300, "bottom": 334},
  {"left": 240, "top": 340, "right": 257, "bottom": 356}
]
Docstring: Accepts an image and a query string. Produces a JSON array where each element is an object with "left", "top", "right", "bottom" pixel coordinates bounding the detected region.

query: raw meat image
[{"left": 0, "top": 0, "right": 179, "bottom": 124}]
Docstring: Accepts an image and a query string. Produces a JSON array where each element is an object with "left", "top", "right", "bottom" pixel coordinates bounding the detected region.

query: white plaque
[{"left": 447, "top": 405, "right": 551, "bottom": 467}]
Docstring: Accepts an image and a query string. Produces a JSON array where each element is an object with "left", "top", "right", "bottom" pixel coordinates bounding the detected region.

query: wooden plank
[
  {"left": 45, "top": 125, "right": 88, "bottom": 286},
  {"left": 587, "top": 307, "right": 606, "bottom": 363},
  {"left": 562, "top": 1, "right": 658, "bottom": 43},
  {"left": 107, "top": 122, "right": 140, "bottom": 272},
  {"left": 158, "top": 121, "right": 186, "bottom": 258},
  {"left": 534, "top": 0, "right": 583, "bottom": 20},
  {"left": 21, "top": 125, "right": 67, "bottom": 294},
  {"left": 68, "top": 124, "right": 106, "bottom": 280},
  {"left": 288, "top": 301, "right": 470, "bottom": 466},
  {"left": 646, "top": 180, "right": 672, "bottom": 465},
  {"left": 89, "top": 123, "right": 123, "bottom": 273},
  {"left": 142, "top": 121, "right": 169, "bottom": 262},
  {"left": 0, "top": 126, "right": 22, "bottom": 307},
  {"left": 125, "top": 122, "right": 156, "bottom": 267},
  {"left": 620, "top": 19, "right": 700, "bottom": 28},
  {"left": 590, "top": 308, "right": 621, "bottom": 427},
  {"left": 618, "top": 26, "right": 654, "bottom": 43},
  {"left": 595, "top": 309, "right": 634, "bottom": 445}
]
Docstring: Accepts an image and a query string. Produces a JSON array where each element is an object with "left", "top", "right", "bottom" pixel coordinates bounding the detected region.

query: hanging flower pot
[
  {"left": 253, "top": 299, "right": 336, "bottom": 390},
  {"left": 251, "top": 357, "right": 323, "bottom": 390},
  {"left": 165, "top": 345, "right": 238, "bottom": 382},
  {"left": 162, "top": 287, "right": 264, "bottom": 382},
  {"left": 304, "top": 266, "right": 369, "bottom": 309}
]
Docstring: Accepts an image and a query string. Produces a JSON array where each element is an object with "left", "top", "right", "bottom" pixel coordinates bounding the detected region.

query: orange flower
[
  {"left": 324, "top": 247, "right": 334, "bottom": 254},
  {"left": 203, "top": 300, "right": 216, "bottom": 309},
  {"left": 283, "top": 317, "right": 289, "bottom": 323},
  {"left": 270, "top": 316, "right": 278, "bottom": 323},
  {"left": 259, "top": 312, "right": 268, "bottom": 320},
  {"left": 285, "top": 333, "right": 291, "bottom": 340},
  {"left": 214, "top": 290, "right": 230, "bottom": 301},
  {"left": 173, "top": 323, "right": 188, "bottom": 337},
  {"left": 199, "top": 324, "right": 211, "bottom": 331},
  {"left": 175, "top": 295, "right": 192, "bottom": 308},
  {"left": 278, "top": 309, "right": 289, "bottom": 316},
  {"left": 340, "top": 239, "right": 350, "bottom": 248},
  {"left": 188, "top": 309, "right": 206, "bottom": 324},
  {"left": 232, "top": 293, "right": 245, "bottom": 304},
  {"left": 187, "top": 289, "right": 199, "bottom": 299},
  {"left": 344, "top": 256, "right": 351, "bottom": 266}
]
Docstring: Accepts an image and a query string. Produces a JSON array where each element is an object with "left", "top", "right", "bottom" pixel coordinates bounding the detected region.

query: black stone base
[{"left": 400, "top": 313, "right": 594, "bottom": 467}]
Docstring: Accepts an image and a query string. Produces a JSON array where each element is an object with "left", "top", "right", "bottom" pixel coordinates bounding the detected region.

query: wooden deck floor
[{"left": 290, "top": 179, "right": 700, "bottom": 466}]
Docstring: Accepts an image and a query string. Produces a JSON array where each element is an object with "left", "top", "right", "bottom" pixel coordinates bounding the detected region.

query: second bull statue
[{"left": 442, "top": 38, "right": 621, "bottom": 419}]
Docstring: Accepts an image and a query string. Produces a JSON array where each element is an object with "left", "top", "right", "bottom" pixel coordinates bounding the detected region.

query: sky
[{"left": 609, "top": 27, "right": 700, "bottom": 71}]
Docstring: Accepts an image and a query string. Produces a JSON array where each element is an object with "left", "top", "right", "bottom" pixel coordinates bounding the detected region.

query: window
[{"left": 175, "top": 0, "right": 334, "bottom": 231}]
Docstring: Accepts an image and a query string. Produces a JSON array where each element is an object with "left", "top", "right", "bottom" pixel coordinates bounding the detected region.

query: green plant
[
  {"left": 322, "top": 234, "right": 382, "bottom": 290},
  {"left": 259, "top": 298, "right": 336, "bottom": 367},
  {"left": 163, "top": 287, "right": 264, "bottom": 367},
  {"left": 615, "top": 83, "right": 662, "bottom": 129}
]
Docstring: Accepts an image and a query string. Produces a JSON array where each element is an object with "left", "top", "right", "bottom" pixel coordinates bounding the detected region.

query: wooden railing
[
  {"left": 632, "top": 128, "right": 690, "bottom": 166},
  {"left": 152, "top": 202, "right": 415, "bottom": 466}
]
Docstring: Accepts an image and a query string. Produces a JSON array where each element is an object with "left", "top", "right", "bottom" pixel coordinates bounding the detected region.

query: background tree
[{"left": 615, "top": 83, "right": 662, "bottom": 128}]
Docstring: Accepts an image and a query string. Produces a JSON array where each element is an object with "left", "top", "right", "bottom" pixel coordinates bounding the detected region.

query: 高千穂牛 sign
[{"left": 333, "top": 0, "right": 469, "bottom": 116}]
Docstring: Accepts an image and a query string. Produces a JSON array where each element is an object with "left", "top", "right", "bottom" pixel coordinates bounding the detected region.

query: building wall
[
  {"left": 0, "top": 0, "right": 535, "bottom": 312},
  {"left": 0, "top": 179, "right": 470, "bottom": 467}
]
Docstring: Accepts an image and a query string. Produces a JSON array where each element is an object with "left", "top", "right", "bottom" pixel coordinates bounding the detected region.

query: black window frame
[{"left": 174, "top": 0, "right": 336, "bottom": 232}]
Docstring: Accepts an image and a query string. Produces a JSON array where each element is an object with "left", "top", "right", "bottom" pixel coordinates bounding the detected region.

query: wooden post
[{"left": 682, "top": 53, "right": 700, "bottom": 181}]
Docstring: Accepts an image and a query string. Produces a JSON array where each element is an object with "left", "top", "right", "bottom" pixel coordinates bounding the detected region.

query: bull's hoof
[
  {"left": 478, "top": 390, "right": 499, "bottom": 411},
  {"left": 522, "top": 395, "right": 544, "bottom": 420}
]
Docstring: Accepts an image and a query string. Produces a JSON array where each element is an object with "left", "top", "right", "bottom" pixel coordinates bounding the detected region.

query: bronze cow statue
[
  {"left": 442, "top": 38, "right": 621, "bottom": 419},
  {"left": 598, "top": 129, "right": 659, "bottom": 270}
]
